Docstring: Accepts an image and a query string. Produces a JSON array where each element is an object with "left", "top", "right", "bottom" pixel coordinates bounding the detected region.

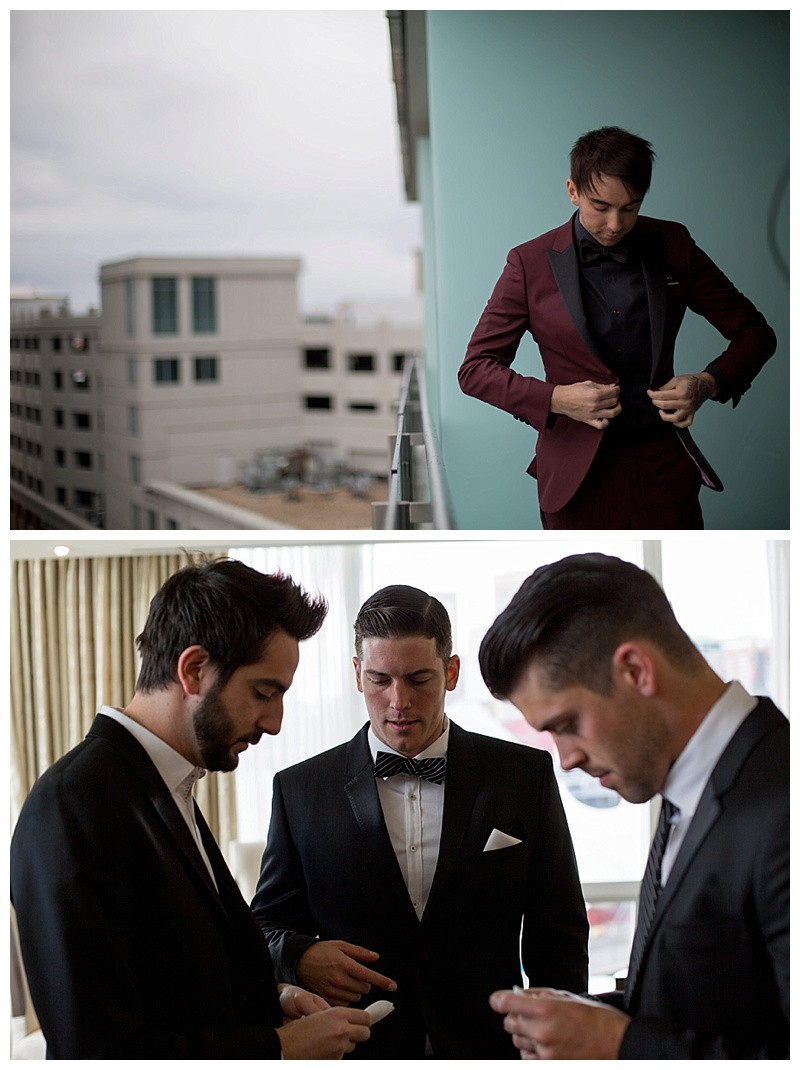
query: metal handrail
[{"left": 375, "top": 353, "right": 454, "bottom": 529}]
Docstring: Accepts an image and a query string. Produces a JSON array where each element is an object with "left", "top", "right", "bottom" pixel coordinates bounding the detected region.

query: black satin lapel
[
  {"left": 344, "top": 735, "right": 420, "bottom": 917},
  {"left": 640, "top": 239, "right": 667, "bottom": 381},
  {"left": 423, "top": 728, "right": 480, "bottom": 917},
  {"left": 546, "top": 245, "right": 600, "bottom": 358}
]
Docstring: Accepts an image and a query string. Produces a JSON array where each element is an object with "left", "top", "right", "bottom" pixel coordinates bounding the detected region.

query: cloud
[{"left": 11, "top": 10, "right": 420, "bottom": 313}]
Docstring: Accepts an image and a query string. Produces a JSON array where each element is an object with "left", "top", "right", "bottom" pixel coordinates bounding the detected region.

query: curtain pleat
[{"left": 10, "top": 553, "right": 237, "bottom": 856}]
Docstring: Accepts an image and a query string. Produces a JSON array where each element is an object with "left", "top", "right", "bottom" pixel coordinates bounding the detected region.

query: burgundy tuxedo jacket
[{"left": 459, "top": 215, "right": 776, "bottom": 513}]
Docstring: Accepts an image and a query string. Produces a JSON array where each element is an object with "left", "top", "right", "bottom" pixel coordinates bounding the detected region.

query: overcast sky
[{"left": 10, "top": 9, "right": 421, "bottom": 316}]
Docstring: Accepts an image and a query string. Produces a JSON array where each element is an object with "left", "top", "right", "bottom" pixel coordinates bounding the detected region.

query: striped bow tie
[{"left": 374, "top": 750, "right": 447, "bottom": 784}]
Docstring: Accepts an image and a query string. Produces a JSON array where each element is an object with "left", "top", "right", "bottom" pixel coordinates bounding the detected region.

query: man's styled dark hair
[
  {"left": 354, "top": 584, "right": 452, "bottom": 664},
  {"left": 136, "top": 557, "right": 327, "bottom": 693},
  {"left": 570, "top": 126, "right": 655, "bottom": 199},
  {"left": 479, "top": 554, "right": 702, "bottom": 699}
]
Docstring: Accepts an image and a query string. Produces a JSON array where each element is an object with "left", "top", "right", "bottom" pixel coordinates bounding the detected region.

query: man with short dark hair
[
  {"left": 459, "top": 126, "right": 777, "bottom": 528},
  {"left": 10, "top": 557, "right": 371, "bottom": 1059},
  {"left": 480, "top": 554, "right": 788, "bottom": 1058},
  {"left": 252, "top": 583, "right": 588, "bottom": 1059}
]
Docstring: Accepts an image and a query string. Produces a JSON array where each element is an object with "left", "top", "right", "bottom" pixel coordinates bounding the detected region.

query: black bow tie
[
  {"left": 579, "top": 239, "right": 630, "bottom": 266},
  {"left": 374, "top": 750, "right": 447, "bottom": 784}
]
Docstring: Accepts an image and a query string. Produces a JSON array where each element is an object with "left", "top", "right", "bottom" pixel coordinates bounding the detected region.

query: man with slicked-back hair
[
  {"left": 253, "top": 583, "right": 588, "bottom": 1059},
  {"left": 481, "top": 553, "right": 788, "bottom": 1059}
]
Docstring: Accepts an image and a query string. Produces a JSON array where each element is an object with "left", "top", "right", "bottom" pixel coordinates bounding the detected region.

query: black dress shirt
[{"left": 574, "top": 216, "right": 672, "bottom": 441}]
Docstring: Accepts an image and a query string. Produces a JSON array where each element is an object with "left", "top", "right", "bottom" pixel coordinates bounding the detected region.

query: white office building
[{"left": 10, "top": 255, "right": 421, "bottom": 529}]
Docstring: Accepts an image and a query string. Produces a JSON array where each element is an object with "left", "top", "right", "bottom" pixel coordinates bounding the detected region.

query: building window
[
  {"left": 72, "top": 412, "right": 92, "bottom": 430},
  {"left": 303, "top": 395, "right": 333, "bottom": 411},
  {"left": 52, "top": 336, "right": 62, "bottom": 352},
  {"left": 130, "top": 503, "right": 142, "bottom": 529},
  {"left": 166, "top": 518, "right": 179, "bottom": 529},
  {"left": 126, "top": 357, "right": 138, "bottom": 386},
  {"left": 146, "top": 508, "right": 158, "bottom": 529},
  {"left": 54, "top": 409, "right": 64, "bottom": 427},
  {"left": 392, "top": 351, "right": 410, "bottom": 373},
  {"left": 128, "top": 405, "right": 140, "bottom": 435},
  {"left": 74, "top": 489, "right": 95, "bottom": 510},
  {"left": 304, "top": 347, "right": 332, "bottom": 369},
  {"left": 192, "top": 277, "right": 217, "bottom": 333},
  {"left": 56, "top": 486, "right": 68, "bottom": 505},
  {"left": 193, "top": 356, "right": 218, "bottom": 382},
  {"left": 55, "top": 448, "right": 66, "bottom": 467},
  {"left": 74, "top": 451, "right": 93, "bottom": 469},
  {"left": 129, "top": 454, "right": 141, "bottom": 484},
  {"left": 71, "top": 370, "right": 90, "bottom": 389},
  {"left": 152, "top": 277, "right": 178, "bottom": 334},
  {"left": 125, "top": 278, "right": 136, "bottom": 336},
  {"left": 347, "top": 352, "right": 376, "bottom": 372},
  {"left": 53, "top": 370, "right": 64, "bottom": 390},
  {"left": 153, "top": 358, "right": 180, "bottom": 384},
  {"left": 348, "top": 401, "right": 378, "bottom": 412}
]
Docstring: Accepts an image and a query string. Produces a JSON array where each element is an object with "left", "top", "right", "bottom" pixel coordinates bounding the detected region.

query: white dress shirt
[
  {"left": 369, "top": 720, "right": 449, "bottom": 920},
  {"left": 660, "top": 680, "right": 757, "bottom": 884},
  {"left": 99, "top": 705, "right": 218, "bottom": 889}
]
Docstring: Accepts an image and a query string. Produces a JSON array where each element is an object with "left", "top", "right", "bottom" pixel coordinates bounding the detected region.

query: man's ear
[
  {"left": 612, "top": 641, "right": 657, "bottom": 697},
  {"left": 176, "top": 645, "right": 213, "bottom": 696},
  {"left": 566, "top": 178, "right": 579, "bottom": 205},
  {"left": 445, "top": 654, "right": 461, "bottom": 692},
  {"left": 353, "top": 655, "right": 364, "bottom": 694}
]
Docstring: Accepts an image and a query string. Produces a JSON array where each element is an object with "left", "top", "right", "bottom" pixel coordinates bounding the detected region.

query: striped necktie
[
  {"left": 624, "top": 797, "right": 677, "bottom": 1007},
  {"left": 374, "top": 750, "right": 447, "bottom": 784}
]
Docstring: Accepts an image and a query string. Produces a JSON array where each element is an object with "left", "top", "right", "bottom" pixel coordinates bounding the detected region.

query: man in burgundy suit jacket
[{"left": 459, "top": 126, "right": 776, "bottom": 529}]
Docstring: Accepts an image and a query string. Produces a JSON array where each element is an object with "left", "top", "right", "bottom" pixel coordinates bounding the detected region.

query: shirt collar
[
  {"left": 661, "top": 681, "right": 757, "bottom": 820},
  {"left": 99, "top": 705, "right": 206, "bottom": 797},
  {"left": 368, "top": 717, "right": 450, "bottom": 762}
]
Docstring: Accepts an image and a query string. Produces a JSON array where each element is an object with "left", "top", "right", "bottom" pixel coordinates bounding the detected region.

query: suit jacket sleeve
[
  {"left": 680, "top": 229, "right": 777, "bottom": 406},
  {"left": 11, "top": 756, "right": 283, "bottom": 1059},
  {"left": 520, "top": 755, "right": 589, "bottom": 993},
  {"left": 251, "top": 773, "right": 319, "bottom": 983},
  {"left": 458, "top": 248, "right": 557, "bottom": 432}
]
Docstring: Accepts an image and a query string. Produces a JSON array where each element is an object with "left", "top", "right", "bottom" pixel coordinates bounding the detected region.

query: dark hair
[
  {"left": 570, "top": 126, "right": 655, "bottom": 199},
  {"left": 479, "top": 554, "right": 701, "bottom": 698},
  {"left": 136, "top": 557, "right": 327, "bottom": 692},
  {"left": 354, "top": 584, "right": 452, "bottom": 663}
]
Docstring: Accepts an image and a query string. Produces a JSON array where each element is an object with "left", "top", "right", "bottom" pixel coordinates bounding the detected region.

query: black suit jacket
[
  {"left": 10, "top": 713, "right": 284, "bottom": 1059},
  {"left": 251, "top": 721, "right": 588, "bottom": 1059},
  {"left": 459, "top": 215, "right": 777, "bottom": 512},
  {"left": 604, "top": 698, "right": 789, "bottom": 1058}
]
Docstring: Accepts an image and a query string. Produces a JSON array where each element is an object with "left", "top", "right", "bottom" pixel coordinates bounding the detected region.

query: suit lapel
[
  {"left": 631, "top": 700, "right": 784, "bottom": 999},
  {"left": 89, "top": 714, "right": 225, "bottom": 908},
  {"left": 344, "top": 727, "right": 420, "bottom": 920},
  {"left": 546, "top": 222, "right": 600, "bottom": 360},
  {"left": 638, "top": 227, "right": 667, "bottom": 381},
  {"left": 422, "top": 724, "right": 480, "bottom": 920}
]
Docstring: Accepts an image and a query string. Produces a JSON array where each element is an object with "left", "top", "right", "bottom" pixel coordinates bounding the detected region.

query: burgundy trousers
[{"left": 540, "top": 433, "right": 704, "bottom": 529}]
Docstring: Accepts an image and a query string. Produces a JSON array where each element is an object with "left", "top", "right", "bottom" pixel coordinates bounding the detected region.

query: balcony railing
[{"left": 372, "top": 353, "right": 454, "bottom": 529}]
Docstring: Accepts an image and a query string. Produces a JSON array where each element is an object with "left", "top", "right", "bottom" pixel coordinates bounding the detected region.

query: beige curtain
[{"left": 10, "top": 553, "right": 237, "bottom": 855}]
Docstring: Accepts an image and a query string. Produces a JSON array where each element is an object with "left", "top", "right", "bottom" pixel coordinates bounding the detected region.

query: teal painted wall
[{"left": 421, "top": 10, "right": 788, "bottom": 529}]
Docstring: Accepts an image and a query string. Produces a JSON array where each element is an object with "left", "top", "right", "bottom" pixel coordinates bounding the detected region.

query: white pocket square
[{"left": 483, "top": 828, "right": 522, "bottom": 852}]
